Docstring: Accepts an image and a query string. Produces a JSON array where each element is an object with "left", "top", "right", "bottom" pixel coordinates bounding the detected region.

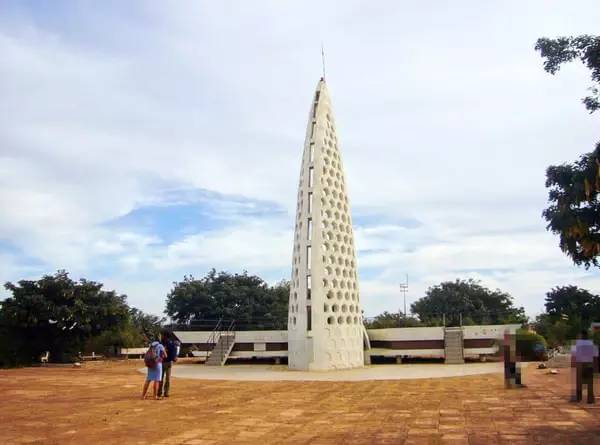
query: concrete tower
[{"left": 288, "top": 78, "right": 364, "bottom": 371}]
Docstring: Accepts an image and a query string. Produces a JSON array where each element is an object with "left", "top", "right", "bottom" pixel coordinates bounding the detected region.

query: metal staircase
[
  {"left": 205, "top": 319, "right": 236, "bottom": 366},
  {"left": 444, "top": 327, "right": 464, "bottom": 364}
]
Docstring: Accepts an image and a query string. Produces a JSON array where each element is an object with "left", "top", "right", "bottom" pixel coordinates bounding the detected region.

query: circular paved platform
[{"left": 161, "top": 362, "right": 507, "bottom": 381}]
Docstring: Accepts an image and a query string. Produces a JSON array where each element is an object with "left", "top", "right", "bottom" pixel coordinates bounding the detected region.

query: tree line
[
  {"left": 3, "top": 268, "right": 599, "bottom": 367},
  {"left": 0, "top": 269, "right": 289, "bottom": 366},
  {"left": 0, "top": 271, "right": 163, "bottom": 366},
  {"left": 364, "top": 280, "right": 600, "bottom": 349},
  {"left": 364, "top": 279, "right": 526, "bottom": 329}
]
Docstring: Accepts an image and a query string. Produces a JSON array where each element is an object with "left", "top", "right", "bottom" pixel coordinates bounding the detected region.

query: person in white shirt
[{"left": 571, "top": 330, "right": 599, "bottom": 404}]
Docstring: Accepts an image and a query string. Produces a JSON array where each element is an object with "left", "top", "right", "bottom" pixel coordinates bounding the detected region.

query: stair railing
[
  {"left": 205, "top": 318, "right": 223, "bottom": 361},
  {"left": 205, "top": 318, "right": 236, "bottom": 364},
  {"left": 218, "top": 319, "right": 236, "bottom": 364}
]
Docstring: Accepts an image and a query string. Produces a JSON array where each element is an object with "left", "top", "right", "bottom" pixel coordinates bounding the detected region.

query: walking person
[
  {"left": 158, "top": 330, "right": 179, "bottom": 398},
  {"left": 141, "top": 339, "right": 166, "bottom": 400},
  {"left": 572, "top": 330, "right": 599, "bottom": 404}
]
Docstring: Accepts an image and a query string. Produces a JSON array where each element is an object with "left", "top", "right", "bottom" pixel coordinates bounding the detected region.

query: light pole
[{"left": 399, "top": 274, "right": 408, "bottom": 317}]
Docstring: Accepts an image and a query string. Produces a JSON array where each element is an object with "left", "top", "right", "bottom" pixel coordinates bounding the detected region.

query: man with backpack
[
  {"left": 158, "top": 330, "right": 180, "bottom": 398},
  {"left": 141, "top": 339, "right": 166, "bottom": 400}
]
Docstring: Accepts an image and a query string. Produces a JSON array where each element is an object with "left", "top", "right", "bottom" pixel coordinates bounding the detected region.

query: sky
[{"left": 1, "top": 1, "right": 599, "bottom": 319}]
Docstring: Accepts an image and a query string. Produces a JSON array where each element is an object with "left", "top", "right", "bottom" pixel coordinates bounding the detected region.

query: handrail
[
  {"left": 218, "top": 319, "right": 236, "bottom": 364},
  {"left": 205, "top": 317, "right": 223, "bottom": 360},
  {"left": 205, "top": 318, "right": 236, "bottom": 364}
]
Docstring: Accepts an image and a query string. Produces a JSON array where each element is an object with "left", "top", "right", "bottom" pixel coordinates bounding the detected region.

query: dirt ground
[{"left": 1, "top": 360, "right": 598, "bottom": 444}]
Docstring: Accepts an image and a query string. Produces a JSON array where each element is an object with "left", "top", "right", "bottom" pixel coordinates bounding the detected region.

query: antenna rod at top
[{"left": 321, "top": 43, "right": 326, "bottom": 80}]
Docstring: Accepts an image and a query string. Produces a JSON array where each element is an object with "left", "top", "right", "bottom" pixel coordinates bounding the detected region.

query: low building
[{"left": 174, "top": 324, "right": 520, "bottom": 365}]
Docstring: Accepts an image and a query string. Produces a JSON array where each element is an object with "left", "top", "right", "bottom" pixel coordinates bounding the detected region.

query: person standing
[
  {"left": 503, "top": 330, "right": 522, "bottom": 388},
  {"left": 141, "top": 339, "right": 166, "bottom": 400},
  {"left": 158, "top": 331, "right": 179, "bottom": 398},
  {"left": 572, "top": 330, "right": 598, "bottom": 404}
]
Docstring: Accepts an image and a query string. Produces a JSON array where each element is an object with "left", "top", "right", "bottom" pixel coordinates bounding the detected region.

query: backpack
[{"left": 144, "top": 345, "right": 158, "bottom": 368}]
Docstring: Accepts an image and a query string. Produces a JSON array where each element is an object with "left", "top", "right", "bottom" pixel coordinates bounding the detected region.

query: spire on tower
[{"left": 321, "top": 43, "right": 326, "bottom": 81}]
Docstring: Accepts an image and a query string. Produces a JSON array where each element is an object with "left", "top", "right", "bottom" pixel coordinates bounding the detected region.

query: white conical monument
[{"left": 288, "top": 78, "right": 364, "bottom": 371}]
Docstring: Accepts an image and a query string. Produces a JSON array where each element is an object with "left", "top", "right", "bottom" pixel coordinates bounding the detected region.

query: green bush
[
  {"left": 516, "top": 328, "right": 547, "bottom": 361},
  {"left": 593, "top": 330, "right": 600, "bottom": 347}
]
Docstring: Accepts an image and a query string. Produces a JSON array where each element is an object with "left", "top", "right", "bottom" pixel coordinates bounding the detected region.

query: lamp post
[{"left": 399, "top": 275, "right": 408, "bottom": 317}]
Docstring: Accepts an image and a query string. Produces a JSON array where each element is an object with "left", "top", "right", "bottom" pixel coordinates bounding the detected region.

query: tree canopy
[
  {"left": 410, "top": 279, "right": 526, "bottom": 326},
  {"left": 364, "top": 311, "right": 423, "bottom": 329},
  {"left": 537, "top": 35, "right": 600, "bottom": 267},
  {"left": 543, "top": 144, "right": 600, "bottom": 268},
  {"left": 544, "top": 285, "right": 600, "bottom": 322},
  {"left": 535, "top": 35, "right": 600, "bottom": 112},
  {"left": 534, "top": 285, "right": 600, "bottom": 347},
  {"left": 0, "top": 270, "right": 163, "bottom": 366},
  {"left": 0, "top": 271, "right": 126, "bottom": 364},
  {"left": 165, "top": 269, "right": 289, "bottom": 330}
]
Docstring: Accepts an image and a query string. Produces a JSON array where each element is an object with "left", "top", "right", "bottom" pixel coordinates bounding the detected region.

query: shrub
[{"left": 516, "top": 328, "right": 547, "bottom": 361}]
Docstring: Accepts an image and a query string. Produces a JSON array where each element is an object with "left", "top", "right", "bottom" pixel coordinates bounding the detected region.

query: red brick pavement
[{"left": 0, "top": 361, "right": 598, "bottom": 444}]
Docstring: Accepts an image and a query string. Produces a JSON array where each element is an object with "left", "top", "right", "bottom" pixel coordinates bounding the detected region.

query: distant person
[
  {"left": 503, "top": 330, "right": 523, "bottom": 388},
  {"left": 141, "top": 339, "right": 166, "bottom": 400},
  {"left": 571, "top": 330, "right": 598, "bottom": 404},
  {"left": 158, "top": 330, "right": 179, "bottom": 398}
]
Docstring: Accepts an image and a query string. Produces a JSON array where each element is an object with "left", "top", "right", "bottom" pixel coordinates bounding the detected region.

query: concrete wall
[
  {"left": 462, "top": 324, "right": 520, "bottom": 339},
  {"left": 462, "top": 324, "right": 520, "bottom": 358},
  {"left": 367, "top": 327, "right": 444, "bottom": 341},
  {"left": 175, "top": 324, "right": 520, "bottom": 362}
]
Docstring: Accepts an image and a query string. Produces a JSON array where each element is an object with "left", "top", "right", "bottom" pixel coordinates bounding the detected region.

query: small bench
[
  {"left": 81, "top": 352, "right": 104, "bottom": 361},
  {"left": 119, "top": 347, "right": 147, "bottom": 359}
]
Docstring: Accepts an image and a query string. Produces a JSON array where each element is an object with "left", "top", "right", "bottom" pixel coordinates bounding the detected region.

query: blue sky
[{"left": 1, "top": 1, "right": 600, "bottom": 318}]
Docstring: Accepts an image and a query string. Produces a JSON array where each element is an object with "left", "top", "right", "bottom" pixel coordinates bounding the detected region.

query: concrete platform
[{"left": 159, "top": 362, "right": 510, "bottom": 381}]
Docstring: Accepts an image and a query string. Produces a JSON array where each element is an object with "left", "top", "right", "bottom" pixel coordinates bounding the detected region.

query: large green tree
[
  {"left": 536, "top": 35, "right": 600, "bottom": 267},
  {"left": 0, "top": 271, "right": 131, "bottom": 365},
  {"left": 544, "top": 285, "right": 600, "bottom": 320},
  {"left": 165, "top": 269, "right": 289, "bottom": 330},
  {"left": 544, "top": 285, "right": 600, "bottom": 334},
  {"left": 533, "top": 286, "right": 600, "bottom": 347},
  {"left": 410, "top": 279, "right": 526, "bottom": 326}
]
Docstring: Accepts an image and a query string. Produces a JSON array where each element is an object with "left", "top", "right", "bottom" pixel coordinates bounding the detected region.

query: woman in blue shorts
[{"left": 141, "top": 340, "right": 166, "bottom": 400}]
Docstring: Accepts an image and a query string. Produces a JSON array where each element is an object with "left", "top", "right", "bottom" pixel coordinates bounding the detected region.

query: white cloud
[{"left": 155, "top": 222, "right": 292, "bottom": 272}]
